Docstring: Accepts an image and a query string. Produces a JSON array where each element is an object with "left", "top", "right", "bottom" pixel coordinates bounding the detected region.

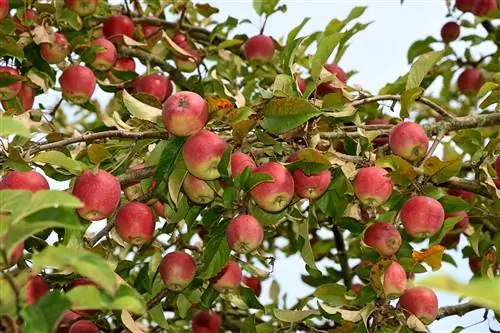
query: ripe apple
[
  {"left": 250, "top": 162, "right": 295, "bottom": 212},
  {"left": 90, "top": 38, "right": 117, "bottom": 71},
  {"left": 230, "top": 152, "right": 256, "bottom": 178},
  {"left": 140, "top": 18, "right": 162, "bottom": 44},
  {"left": 132, "top": 73, "right": 173, "bottom": 103},
  {"left": 367, "top": 118, "right": 390, "bottom": 146},
  {"left": 0, "top": 0, "right": 9, "bottom": 21},
  {"left": 472, "top": 0, "right": 497, "bottom": 15},
  {"left": 297, "top": 77, "right": 306, "bottom": 94},
  {"left": 40, "top": 32, "right": 70, "bottom": 64},
  {"left": 316, "top": 63, "right": 347, "bottom": 96},
  {"left": 102, "top": 14, "right": 134, "bottom": 44},
  {"left": 72, "top": 169, "right": 121, "bottom": 221},
  {"left": 362, "top": 222, "right": 402, "bottom": 256},
  {"left": 211, "top": 260, "right": 242, "bottom": 292},
  {"left": 192, "top": 311, "right": 221, "bottom": 333},
  {"left": 244, "top": 35, "right": 275, "bottom": 61},
  {"left": 398, "top": 287, "right": 438, "bottom": 324},
  {"left": 440, "top": 233, "right": 460, "bottom": 248},
  {"left": 287, "top": 153, "right": 331, "bottom": 200},
  {"left": 0, "top": 170, "right": 49, "bottom": 192},
  {"left": 108, "top": 57, "right": 136, "bottom": 84},
  {"left": 13, "top": 9, "right": 38, "bottom": 34},
  {"left": 163, "top": 91, "right": 208, "bottom": 137},
  {"left": 457, "top": 68, "right": 483, "bottom": 94},
  {"left": 353, "top": 167, "right": 393, "bottom": 206},
  {"left": 171, "top": 33, "right": 202, "bottom": 72},
  {"left": 383, "top": 261, "right": 407, "bottom": 298},
  {"left": 183, "top": 130, "right": 229, "bottom": 180},
  {"left": 115, "top": 202, "right": 155, "bottom": 245},
  {"left": 68, "top": 320, "right": 99, "bottom": 333},
  {"left": 389, "top": 122, "right": 429, "bottom": 161},
  {"left": 445, "top": 210, "right": 469, "bottom": 232},
  {"left": 59, "top": 65, "right": 96, "bottom": 104},
  {"left": 456, "top": 0, "right": 474, "bottom": 12},
  {"left": 183, "top": 173, "right": 215, "bottom": 204},
  {"left": 227, "top": 214, "right": 264, "bottom": 253},
  {"left": 447, "top": 188, "right": 475, "bottom": 202},
  {"left": 56, "top": 311, "right": 80, "bottom": 333},
  {"left": 159, "top": 251, "right": 196, "bottom": 291},
  {"left": 64, "top": 0, "right": 98, "bottom": 16},
  {"left": 25, "top": 275, "right": 49, "bottom": 304},
  {"left": 351, "top": 283, "right": 362, "bottom": 294},
  {"left": 400, "top": 196, "right": 445, "bottom": 238},
  {"left": 1, "top": 83, "right": 36, "bottom": 113},
  {"left": 0, "top": 67, "right": 22, "bottom": 100},
  {"left": 243, "top": 276, "right": 262, "bottom": 296},
  {"left": 441, "top": 21, "right": 460, "bottom": 43}
]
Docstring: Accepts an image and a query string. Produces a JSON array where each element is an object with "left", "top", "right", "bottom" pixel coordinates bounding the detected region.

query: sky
[{"left": 29, "top": 0, "right": 499, "bottom": 332}]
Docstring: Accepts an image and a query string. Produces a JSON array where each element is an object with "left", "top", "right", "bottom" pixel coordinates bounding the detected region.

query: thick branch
[
  {"left": 437, "top": 302, "right": 481, "bottom": 319},
  {"left": 438, "top": 177, "right": 492, "bottom": 199},
  {"left": 332, "top": 225, "right": 351, "bottom": 289},
  {"left": 118, "top": 165, "right": 156, "bottom": 187}
]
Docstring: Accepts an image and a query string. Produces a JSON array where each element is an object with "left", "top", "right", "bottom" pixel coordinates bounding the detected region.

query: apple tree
[{"left": 0, "top": 0, "right": 499, "bottom": 332}]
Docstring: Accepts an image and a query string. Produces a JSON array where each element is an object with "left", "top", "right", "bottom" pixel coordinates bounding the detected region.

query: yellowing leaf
[
  {"left": 412, "top": 245, "right": 445, "bottom": 271},
  {"left": 122, "top": 90, "right": 162, "bottom": 122}
]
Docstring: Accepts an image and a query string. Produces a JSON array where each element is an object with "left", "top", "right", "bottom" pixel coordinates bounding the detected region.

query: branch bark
[
  {"left": 333, "top": 225, "right": 351, "bottom": 290},
  {"left": 437, "top": 177, "right": 493, "bottom": 199},
  {"left": 437, "top": 302, "right": 481, "bottom": 319}
]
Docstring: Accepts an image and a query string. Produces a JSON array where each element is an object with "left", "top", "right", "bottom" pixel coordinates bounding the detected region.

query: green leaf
[
  {"left": 439, "top": 195, "right": 470, "bottom": 213},
  {"left": 176, "top": 293, "right": 191, "bottom": 318},
  {"left": 17, "top": 190, "right": 83, "bottom": 221},
  {"left": 375, "top": 155, "right": 417, "bottom": 186},
  {"left": 311, "top": 33, "right": 342, "bottom": 80},
  {"left": 123, "top": 89, "right": 162, "bottom": 122},
  {"left": 155, "top": 136, "right": 186, "bottom": 183},
  {"left": 223, "top": 186, "right": 238, "bottom": 209},
  {"left": 0, "top": 116, "right": 31, "bottom": 138},
  {"left": 429, "top": 216, "right": 463, "bottom": 245},
  {"left": 240, "top": 286, "right": 264, "bottom": 310},
  {"left": 195, "top": 3, "right": 219, "bottom": 17},
  {"left": 243, "top": 172, "right": 273, "bottom": 192},
  {"left": 202, "top": 221, "right": 231, "bottom": 279},
  {"left": 261, "top": 97, "right": 321, "bottom": 134},
  {"left": 298, "top": 219, "right": 317, "bottom": 270},
  {"left": 407, "top": 37, "right": 436, "bottom": 63},
  {"left": 286, "top": 17, "right": 310, "bottom": 44},
  {"left": 60, "top": 8, "right": 82, "bottom": 30},
  {"left": 406, "top": 50, "right": 443, "bottom": 90},
  {"left": 33, "top": 151, "right": 88, "bottom": 174},
  {"left": 286, "top": 148, "right": 331, "bottom": 175},
  {"left": 168, "top": 158, "right": 188, "bottom": 206},
  {"left": 283, "top": 37, "right": 304, "bottom": 76},
  {"left": 21, "top": 291, "right": 71, "bottom": 333},
  {"left": 248, "top": 203, "right": 286, "bottom": 226},
  {"left": 66, "top": 285, "right": 145, "bottom": 314},
  {"left": 400, "top": 87, "right": 423, "bottom": 118},
  {"left": 273, "top": 74, "right": 294, "bottom": 96},
  {"left": 423, "top": 157, "right": 461, "bottom": 183},
  {"left": 253, "top": 0, "right": 265, "bottom": 15},
  {"left": 241, "top": 315, "right": 258, "bottom": 333},
  {"left": 218, "top": 146, "right": 232, "bottom": 179},
  {"left": 344, "top": 6, "right": 367, "bottom": 24},
  {"left": 274, "top": 309, "right": 319, "bottom": 322},
  {"left": 0, "top": 36, "right": 24, "bottom": 59},
  {"left": 314, "top": 283, "right": 346, "bottom": 305}
]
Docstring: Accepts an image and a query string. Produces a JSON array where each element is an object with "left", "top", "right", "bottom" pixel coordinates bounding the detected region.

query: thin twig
[
  {"left": 437, "top": 302, "right": 481, "bottom": 319},
  {"left": 332, "top": 225, "right": 351, "bottom": 289},
  {"left": 420, "top": 130, "right": 446, "bottom": 166},
  {"left": 88, "top": 219, "right": 115, "bottom": 247}
]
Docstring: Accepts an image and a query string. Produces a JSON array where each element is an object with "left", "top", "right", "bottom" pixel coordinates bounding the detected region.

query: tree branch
[
  {"left": 88, "top": 219, "right": 115, "bottom": 247},
  {"left": 437, "top": 302, "right": 481, "bottom": 319},
  {"left": 437, "top": 177, "right": 493, "bottom": 199},
  {"left": 332, "top": 225, "right": 351, "bottom": 290}
]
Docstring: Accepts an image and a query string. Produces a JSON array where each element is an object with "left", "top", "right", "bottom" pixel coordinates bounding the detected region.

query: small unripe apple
[
  {"left": 243, "top": 276, "right": 262, "bottom": 297},
  {"left": 183, "top": 130, "right": 229, "bottom": 180},
  {"left": 163, "top": 91, "right": 208, "bottom": 137},
  {"left": 25, "top": 275, "right": 49, "bottom": 304},
  {"left": 445, "top": 210, "right": 469, "bottom": 232},
  {"left": 227, "top": 214, "right": 264, "bottom": 253},
  {"left": 362, "top": 222, "right": 402, "bottom": 256},
  {"left": 108, "top": 57, "right": 136, "bottom": 84},
  {"left": 457, "top": 68, "right": 483, "bottom": 94},
  {"left": 183, "top": 174, "right": 215, "bottom": 204},
  {"left": 383, "top": 261, "right": 407, "bottom": 298},
  {"left": 72, "top": 169, "right": 121, "bottom": 221},
  {"left": 40, "top": 32, "right": 70, "bottom": 64},
  {"left": 231, "top": 152, "right": 256, "bottom": 178},
  {"left": 59, "top": 65, "right": 96, "bottom": 104},
  {"left": 316, "top": 63, "right": 347, "bottom": 96},
  {"left": 0, "top": 67, "right": 22, "bottom": 100},
  {"left": 132, "top": 73, "right": 173, "bottom": 103},
  {"left": 56, "top": 311, "right": 80, "bottom": 333},
  {"left": 192, "top": 311, "right": 221, "bottom": 333},
  {"left": 68, "top": 320, "right": 99, "bottom": 333},
  {"left": 472, "top": 0, "right": 497, "bottom": 15},
  {"left": 64, "top": 0, "right": 98, "bottom": 16},
  {"left": 1, "top": 83, "right": 36, "bottom": 113},
  {"left": 398, "top": 287, "right": 438, "bottom": 324},
  {"left": 211, "top": 260, "right": 242, "bottom": 292},
  {"left": 159, "top": 251, "right": 196, "bottom": 291},
  {"left": 250, "top": 162, "right": 295, "bottom": 213},
  {"left": 447, "top": 188, "right": 475, "bottom": 202},
  {"left": 140, "top": 19, "right": 162, "bottom": 44},
  {"left": 287, "top": 152, "right": 331, "bottom": 199},
  {"left": 0, "top": 170, "right": 49, "bottom": 192},
  {"left": 102, "top": 14, "right": 134, "bottom": 44},
  {"left": 353, "top": 167, "right": 393, "bottom": 206},
  {"left": 441, "top": 22, "right": 460, "bottom": 43},
  {"left": 115, "top": 202, "right": 155, "bottom": 245},
  {"left": 400, "top": 196, "right": 444, "bottom": 238},
  {"left": 456, "top": 0, "right": 474, "bottom": 12},
  {"left": 90, "top": 38, "right": 117, "bottom": 71},
  {"left": 0, "top": 0, "right": 9, "bottom": 21},
  {"left": 367, "top": 118, "right": 390, "bottom": 146},
  {"left": 389, "top": 122, "right": 429, "bottom": 161},
  {"left": 244, "top": 35, "right": 275, "bottom": 61},
  {"left": 13, "top": 9, "right": 38, "bottom": 34}
]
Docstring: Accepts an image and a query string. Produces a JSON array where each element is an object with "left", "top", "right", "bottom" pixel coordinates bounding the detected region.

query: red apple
[
  {"left": 40, "top": 32, "right": 70, "bottom": 64},
  {"left": 68, "top": 320, "right": 99, "bottom": 333},
  {"left": 163, "top": 91, "right": 208, "bottom": 137},
  {"left": 362, "top": 222, "right": 402, "bottom": 256},
  {"left": 56, "top": 311, "right": 81, "bottom": 333},
  {"left": 211, "top": 260, "right": 242, "bottom": 292},
  {"left": 250, "top": 162, "right": 295, "bottom": 212},
  {"left": 441, "top": 21, "right": 460, "bottom": 43},
  {"left": 447, "top": 188, "right": 475, "bottom": 202},
  {"left": 472, "top": 0, "right": 497, "bottom": 15},
  {"left": 495, "top": 178, "right": 500, "bottom": 189},
  {"left": 64, "top": 0, "right": 98, "bottom": 16},
  {"left": 132, "top": 73, "right": 173, "bottom": 103},
  {"left": 316, "top": 63, "right": 348, "bottom": 96},
  {"left": 90, "top": 38, "right": 117, "bottom": 71},
  {"left": 469, "top": 255, "right": 481, "bottom": 274},
  {"left": 0, "top": 66, "right": 22, "bottom": 100},
  {"left": 297, "top": 77, "right": 306, "bottom": 94},
  {"left": 13, "top": 9, "right": 38, "bottom": 34},
  {"left": 59, "top": 65, "right": 96, "bottom": 104},
  {"left": 192, "top": 311, "right": 221, "bottom": 333},
  {"left": 25, "top": 275, "right": 49, "bottom": 304},
  {"left": 457, "top": 68, "right": 483, "bottom": 94},
  {"left": 0, "top": 242, "right": 24, "bottom": 268},
  {"left": 367, "top": 118, "right": 390, "bottom": 146},
  {"left": 0, "top": 0, "right": 9, "bottom": 21},
  {"left": 0, "top": 170, "right": 49, "bottom": 192},
  {"left": 108, "top": 57, "right": 136, "bottom": 83},
  {"left": 445, "top": 210, "right": 469, "bottom": 232},
  {"left": 159, "top": 251, "right": 196, "bottom": 291},
  {"left": 153, "top": 200, "right": 166, "bottom": 218},
  {"left": 227, "top": 214, "right": 264, "bottom": 253},
  {"left": 1, "top": 83, "right": 36, "bottom": 113},
  {"left": 140, "top": 18, "right": 162, "bottom": 44},
  {"left": 182, "top": 130, "right": 229, "bottom": 180},
  {"left": 231, "top": 152, "right": 256, "bottom": 178},
  {"left": 353, "top": 167, "right": 393, "bottom": 206},
  {"left": 244, "top": 35, "right": 275, "bottom": 61},
  {"left": 352, "top": 283, "right": 362, "bottom": 294},
  {"left": 400, "top": 196, "right": 445, "bottom": 238},
  {"left": 115, "top": 202, "right": 155, "bottom": 245},
  {"left": 172, "top": 33, "right": 202, "bottom": 72},
  {"left": 383, "top": 261, "right": 407, "bottom": 298},
  {"left": 287, "top": 153, "right": 331, "bottom": 200},
  {"left": 398, "top": 287, "right": 438, "bottom": 324},
  {"left": 72, "top": 169, "right": 121, "bottom": 221},
  {"left": 243, "top": 276, "right": 262, "bottom": 297},
  {"left": 183, "top": 173, "right": 215, "bottom": 204},
  {"left": 441, "top": 233, "right": 460, "bottom": 248},
  {"left": 102, "top": 14, "right": 134, "bottom": 44},
  {"left": 389, "top": 122, "right": 429, "bottom": 161},
  {"left": 456, "top": 0, "right": 475, "bottom": 12}
]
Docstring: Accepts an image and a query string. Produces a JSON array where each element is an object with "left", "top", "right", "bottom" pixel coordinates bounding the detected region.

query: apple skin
[
  {"left": 108, "top": 57, "right": 136, "bottom": 84},
  {"left": 445, "top": 210, "right": 469, "bottom": 232},
  {"left": 441, "top": 22, "right": 460, "bottom": 43},
  {"left": 192, "top": 311, "right": 221, "bottom": 333},
  {"left": 389, "top": 122, "right": 429, "bottom": 161},
  {"left": 40, "top": 32, "right": 71, "bottom": 64},
  {"left": 102, "top": 14, "right": 134, "bottom": 44},
  {"left": 469, "top": 255, "right": 481, "bottom": 274},
  {"left": 244, "top": 35, "right": 275, "bottom": 61},
  {"left": 132, "top": 73, "right": 173, "bottom": 103},
  {"left": 140, "top": 20, "right": 162, "bottom": 44},
  {"left": 115, "top": 202, "right": 155, "bottom": 245},
  {"left": 0, "top": 0, "right": 9, "bottom": 21},
  {"left": 56, "top": 311, "right": 81, "bottom": 333},
  {"left": 447, "top": 188, "right": 475, "bottom": 202},
  {"left": 472, "top": 0, "right": 497, "bottom": 15},
  {"left": 183, "top": 174, "right": 215, "bottom": 205},
  {"left": 457, "top": 68, "right": 483, "bottom": 94},
  {"left": 353, "top": 167, "right": 393, "bottom": 207},
  {"left": 211, "top": 260, "right": 242, "bottom": 292},
  {"left": 400, "top": 196, "right": 445, "bottom": 238},
  {"left": 250, "top": 162, "right": 295, "bottom": 213},
  {"left": 398, "top": 287, "right": 438, "bottom": 325},
  {"left": 1, "top": 83, "right": 36, "bottom": 113},
  {"left": 495, "top": 156, "right": 500, "bottom": 176},
  {"left": 316, "top": 63, "right": 347, "bottom": 96},
  {"left": 0, "top": 67, "right": 22, "bottom": 100},
  {"left": 163, "top": 91, "right": 208, "bottom": 137},
  {"left": 362, "top": 222, "right": 402, "bottom": 256},
  {"left": 243, "top": 276, "right": 262, "bottom": 297},
  {"left": 25, "top": 275, "right": 49, "bottom": 304},
  {"left": 297, "top": 77, "right": 306, "bottom": 94},
  {"left": 59, "top": 65, "right": 96, "bottom": 105},
  {"left": 231, "top": 152, "right": 256, "bottom": 178},
  {"left": 383, "top": 261, "right": 407, "bottom": 298},
  {"left": 287, "top": 153, "right": 331, "bottom": 200},
  {"left": 13, "top": 9, "right": 38, "bottom": 34},
  {"left": 367, "top": 118, "right": 390, "bottom": 146},
  {"left": 183, "top": 130, "right": 229, "bottom": 180},
  {"left": 72, "top": 169, "right": 121, "bottom": 221},
  {"left": 440, "top": 233, "right": 460, "bottom": 248},
  {"left": 159, "top": 251, "right": 196, "bottom": 291},
  {"left": 68, "top": 320, "right": 99, "bottom": 333},
  {"left": 227, "top": 214, "right": 264, "bottom": 253},
  {"left": 90, "top": 38, "right": 117, "bottom": 71},
  {"left": 456, "top": 0, "right": 475, "bottom": 12},
  {"left": 0, "top": 170, "right": 49, "bottom": 192},
  {"left": 64, "top": 0, "right": 98, "bottom": 16}
]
